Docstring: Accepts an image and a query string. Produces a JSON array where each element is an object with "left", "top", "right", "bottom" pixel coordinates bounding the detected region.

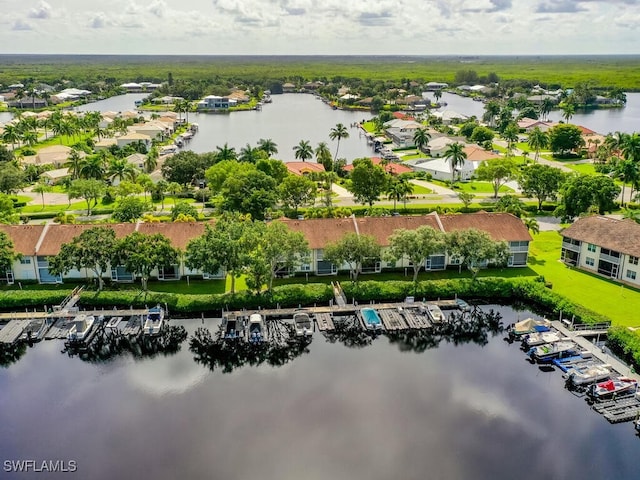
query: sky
[{"left": 0, "top": 0, "right": 639, "bottom": 55}]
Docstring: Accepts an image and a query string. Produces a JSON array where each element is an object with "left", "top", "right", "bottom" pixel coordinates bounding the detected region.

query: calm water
[{"left": 1, "top": 305, "right": 638, "bottom": 480}]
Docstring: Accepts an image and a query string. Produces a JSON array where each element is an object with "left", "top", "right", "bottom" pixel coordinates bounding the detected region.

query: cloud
[
  {"left": 28, "top": 1, "right": 52, "bottom": 19},
  {"left": 488, "top": 0, "right": 512, "bottom": 12},
  {"left": 358, "top": 11, "right": 393, "bottom": 27},
  {"left": 12, "top": 19, "right": 33, "bottom": 30},
  {"left": 90, "top": 13, "right": 107, "bottom": 29},
  {"left": 536, "top": 1, "right": 587, "bottom": 13},
  {"left": 148, "top": 0, "right": 167, "bottom": 18}
]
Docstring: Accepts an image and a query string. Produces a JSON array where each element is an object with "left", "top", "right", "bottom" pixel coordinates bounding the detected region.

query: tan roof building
[
  {"left": 355, "top": 214, "right": 442, "bottom": 246},
  {"left": 562, "top": 215, "right": 640, "bottom": 258},
  {"left": 0, "top": 225, "right": 45, "bottom": 255},
  {"left": 438, "top": 212, "right": 532, "bottom": 242},
  {"left": 136, "top": 222, "right": 208, "bottom": 250}
]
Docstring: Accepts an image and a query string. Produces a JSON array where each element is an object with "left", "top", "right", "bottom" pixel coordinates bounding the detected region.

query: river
[{"left": 0, "top": 304, "right": 638, "bottom": 480}]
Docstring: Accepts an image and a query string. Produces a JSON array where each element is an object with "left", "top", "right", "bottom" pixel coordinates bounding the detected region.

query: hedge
[{"left": 607, "top": 326, "right": 640, "bottom": 371}]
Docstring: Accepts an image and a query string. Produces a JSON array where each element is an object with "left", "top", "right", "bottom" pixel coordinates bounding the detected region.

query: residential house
[
  {"left": 285, "top": 162, "right": 326, "bottom": 176},
  {"left": 116, "top": 132, "right": 152, "bottom": 149},
  {"left": 126, "top": 153, "right": 147, "bottom": 171},
  {"left": 424, "top": 82, "right": 448, "bottom": 91},
  {"left": 343, "top": 157, "right": 412, "bottom": 176},
  {"left": 0, "top": 225, "right": 45, "bottom": 284},
  {"left": 431, "top": 110, "right": 468, "bottom": 125},
  {"left": 41, "top": 168, "right": 71, "bottom": 185},
  {"left": 561, "top": 215, "right": 640, "bottom": 286},
  {"left": 427, "top": 136, "right": 458, "bottom": 157},
  {"left": 282, "top": 83, "right": 297, "bottom": 93},
  {"left": 517, "top": 118, "right": 556, "bottom": 132},
  {"left": 35, "top": 145, "right": 80, "bottom": 167},
  {"left": 196, "top": 95, "right": 237, "bottom": 111},
  {"left": 129, "top": 123, "right": 164, "bottom": 141}
]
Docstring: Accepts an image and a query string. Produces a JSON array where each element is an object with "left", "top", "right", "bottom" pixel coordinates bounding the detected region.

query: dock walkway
[{"left": 0, "top": 319, "right": 30, "bottom": 345}]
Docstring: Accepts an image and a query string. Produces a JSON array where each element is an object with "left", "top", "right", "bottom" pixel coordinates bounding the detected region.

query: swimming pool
[{"left": 361, "top": 308, "right": 382, "bottom": 330}]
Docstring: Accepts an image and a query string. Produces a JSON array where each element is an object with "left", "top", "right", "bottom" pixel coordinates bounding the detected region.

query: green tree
[
  {"left": 278, "top": 175, "right": 317, "bottom": 216},
  {"left": 0, "top": 194, "right": 18, "bottom": 224},
  {"left": 115, "top": 181, "right": 143, "bottom": 199},
  {"left": 113, "top": 197, "right": 148, "bottom": 222},
  {"left": 457, "top": 191, "right": 475, "bottom": 210},
  {"left": 520, "top": 164, "right": 566, "bottom": 211},
  {"left": 315, "top": 142, "right": 333, "bottom": 171},
  {"left": 495, "top": 194, "right": 526, "bottom": 217},
  {"left": 446, "top": 228, "right": 510, "bottom": 279},
  {"left": 386, "top": 177, "right": 413, "bottom": 211},
  {"left": 136, "top": 173, "right": 154, "bottom": 202},
  {"left": 458, "top": 121, "right": 478, "bottom": 140},
  {"left": 527, "top": 127, "right": 549, "bottom": 163},
  {"left": 215, "top": 143, "right": 237, "bottom": 162},
  {"left": 239, "top": 143, "right": 263, "bottom": 164},
  {"left": 145, "top": 146, "right": 159, "bottom": 173},
  {"left": 64, "top": 148, "right": 84, "bottom": 180},
  {"left": 256, "top": 158, "right": 289, "bottom": 184},
  {"left": 443, "top": 142, "right": 467, "bottom": 183},
  {"left": 470, "top": 126, "right": 495, "bottom": 145},
  {"left": 412, "top": 127, "right": 431, "bottom": 152},
  {"left": 502, "top": 123, "right": 520, "bottom": 158},
  {"left": 162, "top": 150, "right": 213, "bottom": 186},
  {"left": 329, "top": 123, "right": 349, "bottom": 161},
  {"left": 219, "top": 169, "right": 277, "bottom": 220},
  {"left": 560, "top": 102, "right": 576, "bottom": 123},
  {"left": 48, "top": 227, "right": 117, "bottom": 291},
  {"left": 0, "top": 165, "right": 25, "bottom": 194},
  {"left": 257, "top": 138, "right": 278, "bottom": 158},
  {"left": 548, "top": 124, "right": 584, "bottom": 157},
  {"left": 324, "top": 232, "right": 380, "bottom": 283},
  {"left": 475, "top": 158, "right": 518, "bottom": 198},
  {"left": 171, "top": 201, "right": 198, "bottom": 221},
  {"left": 185, "top": 214, "right": 254, "bottom": 293},
  {"left": 348, "top": 158, "right": 388, "bottom": 207},
  {"left": 116, "top": 232, "right": 180, "bottom": 291},
  {"left": 68, "top": 179, "right": 106, "bottom": 215},
  {"left": 79, "top": 153, "right": 108, "bottom": 180},
  {"left": 0, "top": 230, "right": 20, "bottom": 273},
  {"left": 293, "top": 140, "right": 313, "bottom": 162},
  {"left": 384, "top": 226, "right": 446, "bottom": 283},
  {"left": 557, "top": 174, "right": 620, "bottom": 220},
  {"left": 32, "top": 180, "right": 52, "bottom": 209},
  {"left": 108, "top": 157, "right": 137, "bottom": 184}
]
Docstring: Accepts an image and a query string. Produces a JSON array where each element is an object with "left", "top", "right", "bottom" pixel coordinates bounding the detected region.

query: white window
[
  {"left": 626, "top": 270, "right": 637, "bottom": 280},
  {"left": 629, "top": 256, "right": 639, "bottom": 266},
  {"left": 585, "top": 257, "right": 595, "bottom": 267},
  {"left": 20, "top": 258, "right": 31, "bottom": 264},
  {"left": 587, "top": 243, "right": 596, "bottom": 253}
]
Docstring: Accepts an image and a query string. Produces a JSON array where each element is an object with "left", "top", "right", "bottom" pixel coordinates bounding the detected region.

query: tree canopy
[
  {"left": 384, "top": 226, "right": 446, "bottom": 283},
  {"left": 520, "top": 164, "right": 566, "bottom": 211},
  {"left": 324, "top": 232, "right": 380, "bottom": 283},
  {"left": 348, "top": 157, "right": 388, "bottom": 207},
  {"left": 115, "top": 232, "right": 180, "bottom": 290},
  {"left": 446, "top": 228, "right": 510, "bottom": 279},
  {"left": 548, "top": 124, "right": 584, "bottom": 157}
]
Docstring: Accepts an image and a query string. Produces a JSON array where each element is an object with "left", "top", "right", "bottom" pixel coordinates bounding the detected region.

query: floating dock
[
  {"left": 0, "top": 320, "right": 30, "bottom": 345},
  {"left": 315, "top": 313, "right": 335, "bottom": 332},
  {"left": 377, "top": 309, "right": 408, "bottom": 331}
]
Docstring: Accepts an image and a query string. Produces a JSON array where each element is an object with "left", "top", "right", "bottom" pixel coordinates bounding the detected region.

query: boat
[
  {"left": 293, "top": 311, "right": 313, "bottom": 337},
  {"left": 222, "top": 313, "right": 245, "bottom": 340},
  {"left": 189, "top": 123, "right": 199, "bottom": 132},
  {"left": 589, "top": 377, "right": 638, "bottom": 399},
  {"left": 248, "top": 313, "right": 266, "bottom": 343},
  {"left": 106, "top": 316, "right": 122, "bottom": 330},
  {"left": 528, "top": 341, "right": 578, "bottom": 362},
  {"left": 67, "top": 314, "right": 95, "bottom": 343},
  {"left": 425, "top": 303, "right": 446, "bottom": 323},
  {"left": 360, "top": 308, "right": 383, "bottom": 331},
  {"left": 174, "top": 137, "right": 184, "bottom": 148},
  {"left": 509, "top": 318, "right": 551, "bottom": 337},
  {"left": 455, "top": 298, "right": 471, "bottom": 312},
  {"left": 20, "top": 318, "right": 47, "bottom": 342},
  {"left": 567, "top": 364, "right": 612, "bottom": 386},
  {"left": 143, "top": 306, "right": 165, "bottom": 336},
  {"left": 522, "top": 331, "right": 563, "bottom": 348}
]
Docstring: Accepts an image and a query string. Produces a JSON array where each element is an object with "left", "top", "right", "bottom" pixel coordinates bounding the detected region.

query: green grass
[
  {"left": 528, "top": 231, "right": 640, "bottom": 327},
  {"left": 431, "top": 179, "right": 513, "bottom": 194},
  {"left": 409, "top": 184, "right": 434, "bottom": 194},
  {"left": 361, "top": 121, "right": 377, "bottom": 133},
  {"left": 115, "top": 279, "right": 227, "bottom": 295},
  {"left": 566, "top": 163, "right": 597, "bottom": 175}
]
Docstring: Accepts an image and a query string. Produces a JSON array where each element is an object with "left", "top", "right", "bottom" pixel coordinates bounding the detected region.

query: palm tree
[
  {"left": 156, "top": 179, "right": 168, "bottom": 210},
  {"left": 315, "top": 142, "right": 333, "bottom": 171},
  {"left": 412, "top": 127, "right": 431, "bottom": 153},
  {"left": 108, "top": 157, "right": 137, "bottom": 184},
  {"left": 239, "top": 143, "right": 260, "bottom": 163},
  {"left": 524, "top": 217, "right": 540, "bottom": 235},
  {"left": 502, "top": 123, "right": 519, "bottom": 158},
  {"left": 145, "top": 146, "right": 159, "bottom": 173},
  {"left": 167, "top": 181, "right": 182, "bottom": 205},
  {"left": 216, "top": 143, "right": 237, "bottom": 161},
  {"left": 621, "top": 132, "right": 640, "bottom": 164},
  {"left": 293, "top": 140, "right": 313, "bottom": 162},
  {"left": 79, "top": 152, "right": 107, "bottom": 180},
  {"left": 32, "top": 181, "right": 52, "bottom": 210},
  {"left": 183, "top": 100, "right": 193, "bottom": 124},
  {"left": 443, "top": 142, "right": 467, "bottom": 184},
  {"left": 386, "top": 177, "right": 414, "bottom": 211},
  {"left": 38, "top": 116, "right": 50, "bottom": 141},
  {"left": 1, "top": 124, "right": 20, "bottom": 151},
  {"left": 257, "top": 138, "right": 278, "bottom": 157},
  {"left": 64, "top": 148, "right": 84, "bottom": 180},
  {"left": 527, "top": 127, "right": 548, "bottom": 163},
  {"left": 561, "top": 102, "right": 575, "bottom": 123},
  {"left": 21, "top": 130, "right": 38, "bottom": 147},
  {"left": 329, "top": 123, "right": 349, "bottom": 161},
  {"left": 483, "top": 100, "right": 501, "bottom": 127},
  {"left": 614, "top": 159, "right": 639, "bottom": 207},
  {"left": 539, "top": 97, "right": 555, "bottom": 121},
  {"left": 433, "top": 89, "right": 442, "bottom": 104}
]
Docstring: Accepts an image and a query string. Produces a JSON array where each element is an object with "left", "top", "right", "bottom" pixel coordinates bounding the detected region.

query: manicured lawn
[
  {"left": 114, "top": 279, "right": 226, "bottom": 295},
  {"left": 567, "top": 163, "right": 597, "bottom": 175},
  {"left": 432, "top": 179, "right": 513, "bottom": 194},
  {"left": 361, "top": 121, "right": 377, "bottom": 133},
  {"left": 528, "top": 231, "right": 640, "bottom": 327},
  {"left": 409, "top": 184, "right": 433, "bottom": 194},
  {"left": 401, "top": 153, "right": 429, "bottom": 160}
]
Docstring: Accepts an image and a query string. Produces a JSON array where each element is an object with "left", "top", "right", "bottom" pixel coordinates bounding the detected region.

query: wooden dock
[
  {"left": 377, "top": 309, "right": 408, "bottom": 331},
  {"left": 0, "top": 319, "right": 30, "bottom": 345},
  {"left": 592, "top": 396, "right": 640, "bottom": 424},
  {"left": 315, "top": 313, "right": 335, "bottom": 332},
  {"left": 401, "top": 309, "right": 432, "bottom": 329},
  {"left": 121, "top": 316, "right": 142, "bottom": 336}
]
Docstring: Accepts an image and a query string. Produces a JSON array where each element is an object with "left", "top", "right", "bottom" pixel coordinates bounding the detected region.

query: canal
[{"left": 0, "top": 304, "right": 638, "bottom": 480}]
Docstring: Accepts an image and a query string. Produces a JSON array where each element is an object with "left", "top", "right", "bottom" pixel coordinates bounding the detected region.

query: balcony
[{"left": 561, "top": 240, "right": 581, "bottom": 252}]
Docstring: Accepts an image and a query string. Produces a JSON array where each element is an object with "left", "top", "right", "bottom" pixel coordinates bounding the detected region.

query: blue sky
[{"left": 1, "top": 0, "right": 639, "bottom": 55}]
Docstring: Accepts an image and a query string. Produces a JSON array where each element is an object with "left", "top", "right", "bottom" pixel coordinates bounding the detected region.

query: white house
[{"left": 197, "top": 95, "right": 237, "bottom": 111}]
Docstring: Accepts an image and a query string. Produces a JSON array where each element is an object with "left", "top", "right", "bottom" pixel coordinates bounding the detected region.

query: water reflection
[
  {"left": 190, "top": 319, "right": 312, "bottom": 373},
  {"left": 0, "top": 342, "right": 27, "bottom": 368},
  {"left": 63, "top": 323, "right": 188, "bottom": 363}
]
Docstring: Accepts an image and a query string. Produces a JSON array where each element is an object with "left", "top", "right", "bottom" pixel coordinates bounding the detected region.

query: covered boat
[
  {"left": 590, "top": 377, "right": 638, "bottom": 399},
  {"left": 509, "top": 318, "right": 551, "bottom": 337},
  {"left": 293, "top": 311, "right": 313, "bottom": 337},
  {"left": 248, "top": 313, "right": 266, "bottom": 343},
  {"left": 567, "top": 364, "right": 612, "bottom": 386},
  {"left": 528, "top": 341, "right": 577, "bottom": 362},
  {"left": 67, "top": 314, "right": 95, "bottom": 342},
  {"left": 425, "top": 303, "right": 446, "bottom": 323},
  {"left": 143, "top": 306, "right": 165, "bottom": 336},
  {"left": 523, "top": 331, "right": 563, "bottom": 348},
  {"left": 360, "top": 308, "right": 383, "bottom": 331},
  {"left": 222, "top": 314, "right": 245, "bottom": 340}
]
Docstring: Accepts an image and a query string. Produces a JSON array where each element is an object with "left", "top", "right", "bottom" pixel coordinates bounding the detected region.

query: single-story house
[
  {"left": 286, "top": 162, "right": 326, "bottom": 176},
  {"left": 561, "top": 215, "right": 640, "bottom": 287},
  {"left": 41, "top": 168, "right": 71, "bottom": 185},
  {"left": 424, "top": 82, "right": 448, "bottom": 91},
  {"left": 282, "top": 83, "right": 296, "bottom": 93},
  {"left": 343, "top": 157, "right": 412, "bottom": 176},
  {"left": 431, "top": 110, "right": 468, "bottom": 125},
  {"left": 517, "top": 118, "right": 556, "bottom": 132},
  {"left": 116, "top": 133, "right": 151, "bottom": 149},
  {"left": 35, "top": 145, "right": 81, "bottom": 167},
  {"left": 427, "top": 136, "right": 458, "bottom": 157}
]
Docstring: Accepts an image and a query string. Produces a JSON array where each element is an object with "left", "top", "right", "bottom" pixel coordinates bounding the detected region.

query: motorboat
[
  {"left": 509, "top": 318, "right": 551, "bottom": 337},
  {"left": 528, "top": 341, "right": 577, "bottom": 362},
  {"left": 567, "top": 364, "right": 613, "bottom": 386},
  {"left": 589, "top": 377, "right": 638, "bottom": 399},
  {"left": 293, "top": 311, "right": 313, "bottom": 337},
  {"left": 222, "top": 314, "right": 245, "bottom": 340},
  {"left": 143, "top": 306, "right": 165, "bottom": 336},
  {"left": 522, "top": 331, "right": 563, "bottom": 348},
  {"left": 360, "top": 308, "right": 383, "bottom": 331},
  {"left": 67, "top": 314, "right": 95, "bottom": 342},
  {"left": 248, "top": 313, "right": 266, "bottom": 343},
  {"left": 425, "top": 303, "right": 446, "bottom": 323},
  {"left": 455, "top": 298, "right": 471, "bottom": 312}
]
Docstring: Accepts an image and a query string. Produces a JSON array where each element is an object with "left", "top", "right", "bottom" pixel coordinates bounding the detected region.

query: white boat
[
  {"left": 523, "top": 331, "right": 563, "bottom": 348},
  {"left": 189, "top": 123, "right": 199, "bottom": 132},
  {"left": 67, "top": 314, "right": 95, "bottom": 342},
  {"left": 590, "top": 377, "right": 638, "bottom": 399},
  {"left": 528, "top": 341, "right": 577, "bottom": 362},
  {"left": 106, "top": 316, "right": 122, "bottom": 329},
  {"left": 143, "top": 306, "right": 165, "bottom": 336},
  {"left": 567, "top": 364, "right": 613, "bottom": 386},
  {"left": 293, "top": 311, "right": 313, "bottom": 337},
  {"left": 248, "top": 313, "right": 266, "bottom": 343},
  {"left": 222, "top": 314, "right": 245, "bottom": 340},
  {"left": 425, "top": 303, "right": 446, "bottom": 323},
  {"left": 509, "top": 317, "right": 551, "bottom": 337}
]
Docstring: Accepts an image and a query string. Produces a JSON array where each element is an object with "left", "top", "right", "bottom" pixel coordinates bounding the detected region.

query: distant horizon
[{"left": 1, "top": 53, "right": 640, "bottom": 58}]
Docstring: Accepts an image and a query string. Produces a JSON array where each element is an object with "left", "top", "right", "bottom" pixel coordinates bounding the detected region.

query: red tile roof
[
  {"left": 136, "top": 222, "right": 209, "bottom": 250},
  {"left": 438, "top": 213, "right": 532, "bottom": 242},
  {"left": 279, "top": 217, "right": 357, "bottom": 249},
  {"left": 343, "top": 157, "right": 412, "bottom": 175},
  {"left": 286, "top": 162, "right": 325, "bottom": 176},
  {"left": 463, "top": 146, "right": 501, "bottom": 162},
  {"left": 562, "top": 215, "right": 640, "bottom": 257},
  {"left": 355, "top": 214, "right": 441, "bottom": 246},
  {"left": 0, "top": 225, "right": 45, "bottom": 255},
  {"left": 38, "top": 224, "right": 137, "bottom": 256}
]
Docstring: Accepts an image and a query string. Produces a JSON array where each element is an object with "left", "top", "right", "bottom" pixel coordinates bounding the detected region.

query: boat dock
[
  {"left": 377, "top": 309, "right": 408, "bottom": 331},
  {"left": 315, "top": 313, "right": 335, "bottom": 332},
  {"left": 0, "top": 319, "right": 31, "bottom": 345}
]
